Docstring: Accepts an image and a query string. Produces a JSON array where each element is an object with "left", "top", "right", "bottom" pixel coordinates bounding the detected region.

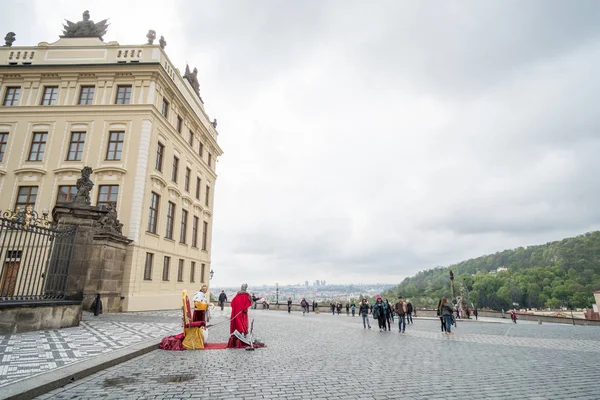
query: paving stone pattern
[
  {"left": 36, "top": 310, "right": 600, "bottom": 400},
  {"left": 0, "top": 311, "right": 180, "bottom": 387}
]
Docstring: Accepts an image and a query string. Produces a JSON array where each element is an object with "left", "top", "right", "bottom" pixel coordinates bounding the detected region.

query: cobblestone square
[{"left": 35, "top": 310, "right": 600, "bottom": 400}]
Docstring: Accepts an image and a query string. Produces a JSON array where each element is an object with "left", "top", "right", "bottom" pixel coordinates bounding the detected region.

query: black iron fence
[{"left": 0, "top": 208, "right": 77, "bottom": 304}]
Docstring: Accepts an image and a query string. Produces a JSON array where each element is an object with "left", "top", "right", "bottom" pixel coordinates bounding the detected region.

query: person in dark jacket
[
  {"left": 287, "top": 297, "right": 292, "bottom": 313},
  {"left": 373, "top": 297, "right": 388, "bottom": 332},
  {"left": 218, "top": 290, "right": 227, "bottom": 311},
  {"left": 441, "top": 297, "right": 454, "bottom": 334},
  {"left": 437, "top": 298, "right": 446, "bottom": 332},
  {"left": 358, "top": 299, "right": 371, "bottom": 329},
  {"left": 406, "top": 300, "right": 413, "bottom": 324},
  {"left": 395, "top": 296, "right": 406, "bottom": 333}
]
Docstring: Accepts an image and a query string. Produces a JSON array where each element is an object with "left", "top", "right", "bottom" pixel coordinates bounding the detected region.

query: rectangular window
[
  {"left": 192, "top": 216, "right": 199, "bottom": 248},
  {"left": 155, "top": 142, "right": 165, "bottom": 171},
  {"left": 106, "top": 131, "right": 124, "bottom": 160},
  {"left": 166, "top": 201, "right": 175, "bottom": 239},
  {"left": 184, "top": 168, "right": 191, "bottom": 192},
  {"left": 66, "top": 132, "right": 86, "bottom": 161},
  {"left": 147, "top": 192, "right": 160, "bottom": 233},
  {"left": 201, "top": 263, "right": 206, "bottom": 282},
  {"left": 190, "top": 261, "right": 196, "bottom": 283},
  {"left": 41, "top": 86, "right": 58, "bottom": 105},
  {"left": 3, "top": 87, "right": 20, "bottom": 106},
  {"left": 144, "top": 253, "right": 154, "bottom": 280},
  {"left": 78, "top": 86, "right": 95, "bottom": 105},
  {"left": 0, "top": 133, "right": 8, "bottom": 162},
  {"left": 15, "top": 186, "right": 38, "bottom": 210},
  {"left": 176, "top": 116, "right": 183, "bottom": 133},
  {"left": 202, "top": 221, "right": 208, "bottom": 250},
  {"left": 115, "top": 85, "right": 132, "bottom": 104},
  {"left": 205, "top": 185, "right": 210, "bottom": 207},
  {"left": 171, "top": 156, "right": 179, "bottom": 183},
  {"left": 161, "top": 98, "right": 169, "bottom": 118},
  {"left": 195, "top": 177, "right": 201, "bottom": 200},
  {"left": 97, "top": 185, "right": 119, "bottom": 209},
  {"left": 208, "top": 152, "right": 212, "bottom": 168},
  {"left": 188, "top": 131, "right": 194, "bottom": 147},
  {"left": 56, "top": 185, "right": 77, "bottom": 205},
  {"left": 162, "top": 256, "right": 170, "bottom": 281},
  {"left": 180, "top": 209, "right": 188, "bottom": 244},
  {"left": 177, "top": 259, "right": 184, "bottom": 282},
  {"left": 28, "top": 132, "right": 47, "bottom": 161},
  {"left": 198, "top": 142, "right": 203, "bottom": 158}
]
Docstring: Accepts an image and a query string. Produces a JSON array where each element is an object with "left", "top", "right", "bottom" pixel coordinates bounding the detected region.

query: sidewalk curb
[{"left": 1, "top": 338, "right": 161, "bottom": 400}]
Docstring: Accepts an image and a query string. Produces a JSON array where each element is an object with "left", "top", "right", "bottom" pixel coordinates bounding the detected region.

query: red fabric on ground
[{"left": 201, "top": 343, "right": 229, "bottom": 350}]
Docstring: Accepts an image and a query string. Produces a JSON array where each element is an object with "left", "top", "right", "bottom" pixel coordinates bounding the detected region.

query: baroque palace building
[{"left": 0, "top": 14, "right": 223, "bottom": 311}]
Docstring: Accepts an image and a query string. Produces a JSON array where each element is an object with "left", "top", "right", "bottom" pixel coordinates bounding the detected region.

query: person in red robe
[{"left": 227, "top": 284, "right": 253, "bottom": 348}]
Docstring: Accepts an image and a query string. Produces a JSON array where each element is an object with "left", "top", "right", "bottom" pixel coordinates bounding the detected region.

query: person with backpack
[
  {"left": 300, "top": 298, "right": 309, "bottom": 315},
  {"left": 218, "top": 290, "right": 227, "bottom": 311},
  {"left": 351, "top": 303, "right": 356, "bottom": 317},
  {"left": 395, "top": 296, "right": 406, "bottom": 333},
  {"left": 358, "top": 299, "right": 371, "bottom": 329}
]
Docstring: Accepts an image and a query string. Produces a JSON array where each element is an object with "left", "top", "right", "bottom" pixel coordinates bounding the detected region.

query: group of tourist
[{"left": 356, "top": 295, "right": 416, "bottom": 332}]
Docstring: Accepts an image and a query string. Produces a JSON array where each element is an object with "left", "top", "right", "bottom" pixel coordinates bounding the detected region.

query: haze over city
[{"left": 3, "top": 0, "right": 599, "bottom": 287}]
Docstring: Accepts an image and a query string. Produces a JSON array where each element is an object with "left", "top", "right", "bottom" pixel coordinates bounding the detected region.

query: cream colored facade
[{"left": 0, "top": 36, "right": 223, "bottom": 311}]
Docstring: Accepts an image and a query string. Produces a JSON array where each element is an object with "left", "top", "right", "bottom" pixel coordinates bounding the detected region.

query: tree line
[{"left": 382, "top": 231, "right": 600, "bottom": 310}]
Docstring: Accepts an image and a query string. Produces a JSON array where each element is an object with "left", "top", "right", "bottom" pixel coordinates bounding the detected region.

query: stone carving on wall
[
  {"left": 73, "top": 166, "right": 94, "bottom": 206},
  {"left": 98, "top": 202, "right": 124, "bottom": 235},
  {"left": 211, "top": 118, "right": 217, "bottom": 128},
  {"left": 146, "top": 29, "right": 156, "bottom": 45},
  {"left": 62, "top": 10, "right": 109, "bottom": 40},
  {"left": 4, "top": 32, "right": 15, "bottom": 47}
]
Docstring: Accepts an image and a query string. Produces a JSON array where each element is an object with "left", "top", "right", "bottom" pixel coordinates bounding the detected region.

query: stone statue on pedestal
[
  {"left": 73, "top": 166, "right": 94, "bottom": 206},
  {"left": 146, "top": 29, "right": 156, "bottom": 45}
]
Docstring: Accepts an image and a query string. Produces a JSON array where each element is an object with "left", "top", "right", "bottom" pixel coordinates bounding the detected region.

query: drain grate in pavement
[
  {"left": 155, "top": 374, "right": 195, "bottom": 383},
  {"left": 103, "top": 377, "right": 138, "bottom": 387}
]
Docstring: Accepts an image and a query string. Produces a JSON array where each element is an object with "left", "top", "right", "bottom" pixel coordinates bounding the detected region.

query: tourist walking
[
  {"left": 218, "top": 290, "right": 227, "bottom": 311},
  {"left": 312, "top": 300, "right": 317, "bottom": 312},
  {"left": 287, "top": 297, "right": 292, "bottom": 313},
  {"left": 473, "top": 308, "right": 478, "bottom": 321},
  {"left": 406, "top": 300, "right": 413, "bottom": 324},
  {"left": 331, "top": 303, "right": 336, "bottom": 315},
  {"left": 351, "top": 303, "right": 356, "bottom": 317},
  {"left": 437, "top": 299, "right": 446, "bottom": 332},
  {"left": 441, "top": 298, "right": 454, "bottom": 334},
  {"left": 336, "top": 303, "right": 342, "bottom": 315},
  {"left": 359, "top": 299, "right": 371, "bottom": 329},
  {"left": 395, "top": 296, "right": 406, "bottom": 333},
  {"left": 373, "top": 297, "right": 388, "bottom": 332},
  {"left": 301, "top": 298, "right": 309, "bottom": 315},
  {"left": 346, "top": 303, "right": 350, "bottom": 316},
  {"left": 511, "top": 310, "right": 517, "bottom": 323},
  {"left": 384, "top": 298, "right": 393, "bottom": 331}
]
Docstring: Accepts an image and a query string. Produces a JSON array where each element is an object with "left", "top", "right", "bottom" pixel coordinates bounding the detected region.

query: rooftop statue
[
  {"left": 159, "top": 35, "right": 167, "bottom": 49},
  {"left": 62, "top": 10, "right": 109, "bottom": 41},
  {"left": 146, "top": 29, "right": 156, "bottom": 45},
  {"left": 183, "top": 64, "right": 202, "bottom": 100},
  {"left": 3, "top": 32, "right": 15, "bottom": 47}
]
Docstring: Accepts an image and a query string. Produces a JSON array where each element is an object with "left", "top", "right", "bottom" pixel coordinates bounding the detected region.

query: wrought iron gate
[{"left": 0, "top": 208, "right": 77, "bottom": 304}]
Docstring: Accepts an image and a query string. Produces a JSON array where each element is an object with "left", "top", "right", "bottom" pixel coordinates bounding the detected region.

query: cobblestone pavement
[
  {"left": 0, "top": 311, "right": 181, "bottom": 388},
  {"left": 36, "top": 310, "right": 600, "bottom": 400}
]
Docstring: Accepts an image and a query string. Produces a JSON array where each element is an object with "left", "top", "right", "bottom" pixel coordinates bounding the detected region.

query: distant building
[{"left": 0, "top": 14, "right": 223, "bottom": 311}]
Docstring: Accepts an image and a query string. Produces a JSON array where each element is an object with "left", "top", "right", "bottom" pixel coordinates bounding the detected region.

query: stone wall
[{"left": 0, "top": 303, "right": 81, "bottom": 334}]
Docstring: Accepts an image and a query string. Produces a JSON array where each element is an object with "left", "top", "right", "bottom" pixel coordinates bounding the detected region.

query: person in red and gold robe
[{"left": 227, "top": 284, "right": 253, "bottom": 348}]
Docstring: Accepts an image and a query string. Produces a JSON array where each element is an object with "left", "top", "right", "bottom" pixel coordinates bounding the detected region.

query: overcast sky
[{"left": 3, "top": 1, "right": 600, "bottom": 287}]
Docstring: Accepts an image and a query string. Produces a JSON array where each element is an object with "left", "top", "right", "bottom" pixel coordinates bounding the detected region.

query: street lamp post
[{"left": 276, "top": 282, "right": 279, "bottom": 305}]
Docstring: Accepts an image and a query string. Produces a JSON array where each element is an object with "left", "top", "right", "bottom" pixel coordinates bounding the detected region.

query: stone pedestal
[{"left": 52, "top": 203, "right": 132, "bottom": 312}]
